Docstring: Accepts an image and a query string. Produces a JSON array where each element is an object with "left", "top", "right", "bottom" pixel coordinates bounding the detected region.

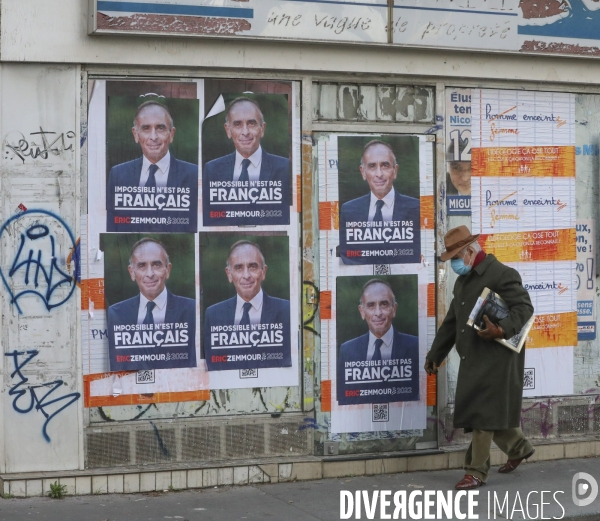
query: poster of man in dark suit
[
  {"left": 105, "top": 236, "right": 197, "bottom": 371},
  {"left": 202, "top": 236, "right": 291, "bottom": 371},
  {"left": 338, "top": 137, "right": 421, "bottom": 265},
  {"left": 336, "top": 277, "right": 419, "bottom": 406},
  {"left": 106, "top": 100, "right": 199, "bottom": 233},
  {"left": 202, "top": 96, "right": 291, "bottom": 227}
]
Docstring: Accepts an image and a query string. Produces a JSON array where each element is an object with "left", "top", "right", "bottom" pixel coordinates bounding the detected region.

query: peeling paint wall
[{"left": 0, "top": 65, "right": 82, "bottom": 472}]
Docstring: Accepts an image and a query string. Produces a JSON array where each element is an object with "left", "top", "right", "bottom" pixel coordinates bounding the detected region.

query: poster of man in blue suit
[
  {"left": 338, "top": 137, "right": 421, "bottom": 265},
  {"left": 201, "top": 234, "right": 291, "bottom": 372},
  {"left": 106, "top": 97, "right": 199, "bottom": 233},
  {"left": 202, "top": 94, "right": 291, "bottom": 227},
  {"left": 103, "top": 234, "right": 197, "bottom": 371},
  {"left": 336, "top": 277, "right": 419, "bottom": 406}
]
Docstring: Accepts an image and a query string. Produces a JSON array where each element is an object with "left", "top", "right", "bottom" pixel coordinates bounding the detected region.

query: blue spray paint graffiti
[
  {"left": 5, "top": 350, "right": 80, "bottom": 442},
  {"left": 0, "top": 209, "right": 77, "bottom": 314}
]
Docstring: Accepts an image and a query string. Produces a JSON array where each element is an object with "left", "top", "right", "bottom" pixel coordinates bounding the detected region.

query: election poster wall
[
  {"left": 104, "top": 81, "right": 200, "bottom": 233},
  {"left": 82, "top": 78, "right": 301, "bottom": 408},
  {"left": 202, "top": 83, "right": 291, "bottom": 227},
  {"left": 337, "top": 136, "right": 421, "bottom": 265},
  {"left": 445, "top": 88, "right": 472, "bottom": 216},
  {"left": 102, "top": 234, "right": 197, "bottom": 371},
  {"left": 471, "top": 89, "right": 577, "bottom": 397},
  {"left": 200, "top": 233, "right": 291, "bottom": 372},
  {"left": 318, "top": 133, "right": 433, "bottom": 433}
]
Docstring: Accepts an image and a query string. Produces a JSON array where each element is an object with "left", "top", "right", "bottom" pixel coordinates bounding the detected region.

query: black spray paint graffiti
[
  {"left": 303, "top": 280, "right": 320, "bottom": 336},
  {"left": 5, "top": 350, "right": 80, "bottom": 442},
  {"left": 0, "top": 209, "right": 78, "bottom": 314},
  {"left": 4, "top": 128, "right": 75, "bottom": 163}
]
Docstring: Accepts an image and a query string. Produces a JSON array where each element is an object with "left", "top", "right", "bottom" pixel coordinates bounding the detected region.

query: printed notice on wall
[
  {"left": 471, "top": 88, "right": 577, "bottom": 397},
  {"left": 577, "top": 219, "right": 596, "bottom": 340},
  {"left": 445, "top": 88, "right": 472, "bottom": 216}
]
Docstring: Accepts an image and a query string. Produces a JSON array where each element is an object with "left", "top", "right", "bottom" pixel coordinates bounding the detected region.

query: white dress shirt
[
  {"left": 233, "top": 147, "right": 262, "bottom": 183},
  {"left": 366, "top": 327, "right": 394, "bottom": 361},
  {"left": 367, "top": 188, "right": 395, "bottom": 223},
  {"left": 137, "top": 287, "right": 168, "bottom": 325},
  {"left": 234, "top": 289, "right": 264, "bottom": 325},
  {"left": 140, "top": 152, "right": 171, "bottom": 188}
]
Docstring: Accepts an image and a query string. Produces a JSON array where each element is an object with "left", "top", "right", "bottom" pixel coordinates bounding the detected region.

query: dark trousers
[{"left": 464, "top": 428, "right": 533, "bottom": 482}]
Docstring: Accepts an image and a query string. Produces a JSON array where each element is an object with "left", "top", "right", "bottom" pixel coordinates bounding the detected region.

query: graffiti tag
[
  {"left": 4, "top": 128, "right": 75, "bottom": 164},
  {"left": 0, "top": 209, "right": 77, "bottom": 314},
  {"left": 5, "top": 350, "right": 80, "bottom": 442}
]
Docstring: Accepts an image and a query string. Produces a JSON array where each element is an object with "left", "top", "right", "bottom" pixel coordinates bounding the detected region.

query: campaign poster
[
  {"left": 337, "top": 136, "right": 421, "bottom": 265},
  {"left": 446, "top": 88, "right": 472, "bottom": 216},
  {"left": 105, "top": 81, "right": 199, "bottom": 232},
  {"left": 102, "top": 233, "right": 197, "bottom": 371},
  {"left": 336, "top": 275, "right": 419, "bottom": 406},
  {"left": 200, "top": 233, "right": 291, "bottom": 371},
  {"left": 202, "top": 88, "right": 291, "bottom": 227}
]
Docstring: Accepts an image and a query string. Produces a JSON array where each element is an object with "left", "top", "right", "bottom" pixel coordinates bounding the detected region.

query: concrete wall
[{"left": 0, "top": 65, "right": 82, "bottom": 472}]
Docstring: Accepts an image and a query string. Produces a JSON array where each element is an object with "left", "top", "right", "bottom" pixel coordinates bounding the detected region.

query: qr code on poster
[
  {"left": 372, "top": 403, "right": 389, "bottom": 422},
  {"left": 374, "top": 264, "right": 391, "bottom": 276},
  {"left": 136, "top": 370, "right": 155, "bottom": 384},
  {"left": 240, "top": 368, "right": 258, "bottom": 379},
  {"left": 523, "top": 368, "right": 535, "bottom": 390}
]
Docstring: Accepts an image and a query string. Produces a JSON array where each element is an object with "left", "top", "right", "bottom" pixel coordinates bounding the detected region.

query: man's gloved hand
[
  {"left": 424, "top": 358, "right": 438, "bottom": 375},
  {"left": 477, "top": 315, "right": 505, "bottom": 340}
]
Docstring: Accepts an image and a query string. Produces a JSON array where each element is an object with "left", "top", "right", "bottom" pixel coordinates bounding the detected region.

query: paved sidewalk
[{"left": 1, "top": 456, "right": 599, "bottom": 520}]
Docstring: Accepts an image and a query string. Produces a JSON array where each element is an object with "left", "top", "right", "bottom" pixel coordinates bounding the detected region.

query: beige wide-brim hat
[{"left": 439, "top": 225, "right": 480, "bottom": 261}]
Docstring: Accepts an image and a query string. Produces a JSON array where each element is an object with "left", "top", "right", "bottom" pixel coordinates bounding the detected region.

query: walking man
[{"left": 425, "top": 225, "right": 535, "bottom": 489}]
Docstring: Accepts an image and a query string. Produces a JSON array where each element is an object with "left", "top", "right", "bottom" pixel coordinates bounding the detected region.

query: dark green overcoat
[{"left": 427, "top": 254, "right": 534, "bottom": 431}]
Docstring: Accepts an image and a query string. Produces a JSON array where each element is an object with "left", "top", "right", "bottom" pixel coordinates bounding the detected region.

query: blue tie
[
  {"left": 372, "top": 338, "right": 383, "bottom": 362},
  {"left": 145, "top": 164, "right": 158, "bottom": 188},
  {"left": 143, "top": 301, "right": 156, "bottom": 325},
  {"left": 240, "top": 302, "right": 252, "bottom": 326},
  {"left": 239, "top": 158, "right": 251, "bottom": 183},
  {"left": 374, "top": 199, "right": 385, "bottom": 224}
]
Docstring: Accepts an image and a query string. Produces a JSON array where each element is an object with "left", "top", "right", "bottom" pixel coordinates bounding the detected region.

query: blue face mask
[{"left": 451, "top": 258, "right": 471, "bottom": 276}]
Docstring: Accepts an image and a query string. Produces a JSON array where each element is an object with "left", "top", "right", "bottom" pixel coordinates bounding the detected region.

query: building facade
[{"left": 1, "top": 0, "right": 600, "bottom": 495}]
